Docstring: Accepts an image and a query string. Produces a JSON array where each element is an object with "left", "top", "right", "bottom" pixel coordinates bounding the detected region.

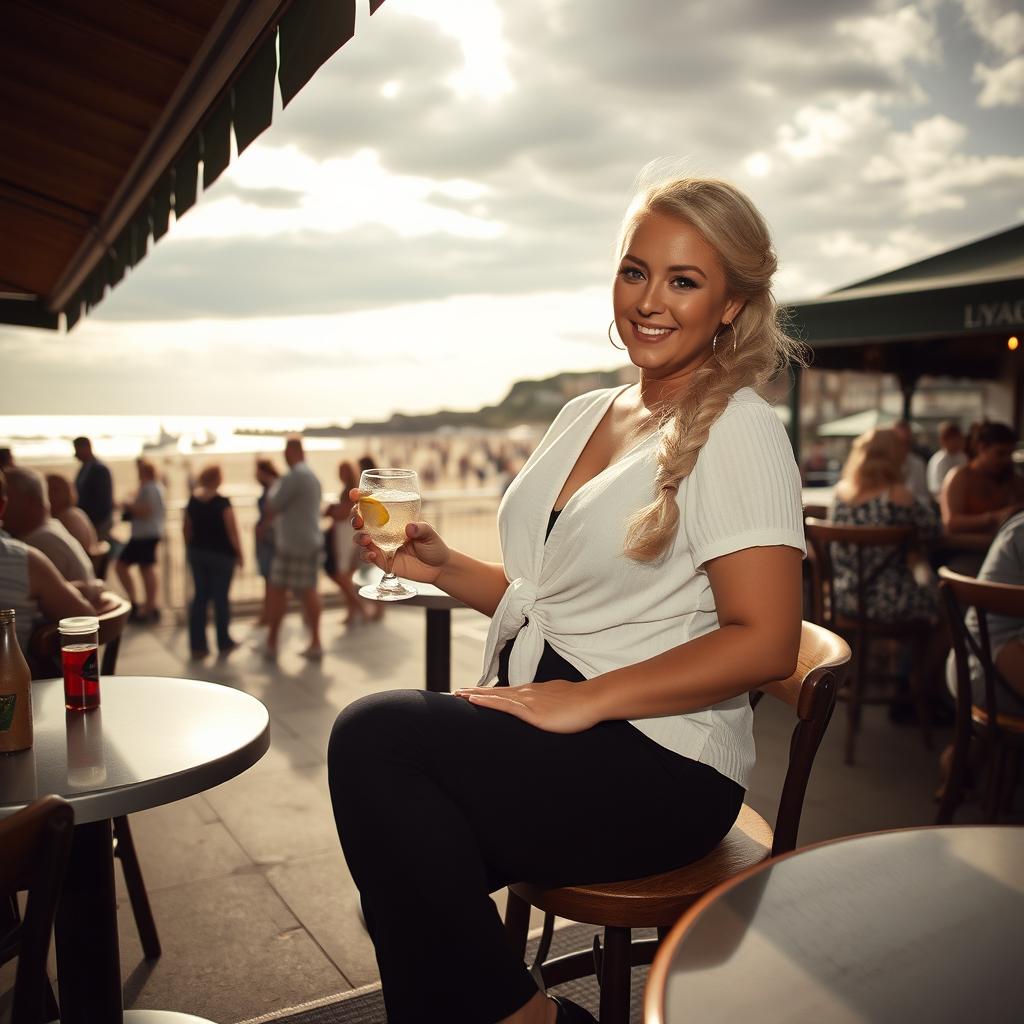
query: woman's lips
[{"left": 629, "top": 320, "right": 675, "bottom": 343}]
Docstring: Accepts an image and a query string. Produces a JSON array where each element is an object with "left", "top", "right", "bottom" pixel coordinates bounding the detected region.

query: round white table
[
  {"left": 646, "top": 825, "right": 1024, "bottom": 1024},
  {"left": 0, "top": 676, "right": 270, "bottom": 1024}
]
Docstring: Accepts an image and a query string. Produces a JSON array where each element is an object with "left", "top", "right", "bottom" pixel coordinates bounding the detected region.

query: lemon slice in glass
[{"left": 358, "top": 495, "right": 390, "bottom": 528}]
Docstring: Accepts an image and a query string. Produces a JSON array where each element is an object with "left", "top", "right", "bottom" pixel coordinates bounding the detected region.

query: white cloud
[
  {"left": 959, "top": 0, "right": 1024, "bottom": 57},
  {"left": 818, "top": 226, "right": 936, "bottom": 269},
  {"left": 744, "top": 152, "right": 773, "bottom": 178},
  {"left": 973, "top": 55, "right": 1024, "bottom": 106},
  {"left": 776, "top": 93, "right": 886, "bottom": 161},
  {"left": 864, "top": 115, "right": 1024, "bottom": 213},
  {"left": 174, "top": 147, "right": 502, "bottom": 241},
  {"left": 387, "top": 0, "right": 514, "bottom": 99},
  {"left": 836, "top": 4, "right": 941, "bottom": 69}
]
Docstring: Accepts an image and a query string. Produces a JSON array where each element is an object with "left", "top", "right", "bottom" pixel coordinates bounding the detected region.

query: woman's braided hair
[{"left": 620, "top": 177, "right": 806, "bottom": 562}]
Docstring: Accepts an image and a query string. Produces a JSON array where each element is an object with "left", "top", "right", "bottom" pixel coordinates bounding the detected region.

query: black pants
[{"left": 328, "top": 690, "right": 743, "bottom": 1024}]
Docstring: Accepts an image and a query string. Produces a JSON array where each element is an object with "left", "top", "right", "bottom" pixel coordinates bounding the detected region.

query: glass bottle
[{"left": 0, "top": 608, "right": 33, "bottom": 753}]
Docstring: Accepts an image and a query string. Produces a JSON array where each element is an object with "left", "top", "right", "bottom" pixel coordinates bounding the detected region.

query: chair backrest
[
  {"left": 756, "top": 620, "right": 850, "bottom": 856},
  {"left": 938, "top": 566, "right": 1024, "bottom": 725},
  {"left": 0, "top": 795, "right": 74, "bottom": 1024},
  {"left": 27, "top": 593, "right": 132, "bottom": 680},
  {"left": 804, "top": 517, "right": 915, "bottom": 626}
]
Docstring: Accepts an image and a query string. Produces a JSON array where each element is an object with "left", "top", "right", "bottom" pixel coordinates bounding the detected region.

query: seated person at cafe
[
  {"left": 830, "top": 427, "right": 940, "bottom": 622},
  {"left": 948, "top": 509, "right": 1024, "bottom": 716},
  {"left": 926, "top": 421, "right": 967, "bottom": 500},
  {"left": 831, "top": 429, "right": 951, "bottom": 723},
  {"left": 46, "top": 472, "right": 99, "bottom": 553},
  {"left": 0, "top": 470, "right": 100, "bottom": 651},
  {"left": 2, "top": 466, "right": 94, "bottom": 582},
  {"left": 941, "top": 421, "right": 1024, "bottom": 540},
  {"left": 893, "top": 420, "right": 930, "bottom": 505}
]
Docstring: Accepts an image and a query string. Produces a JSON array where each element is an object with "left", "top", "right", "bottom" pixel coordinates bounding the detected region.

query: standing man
[
  {"left": 73, "top": 436, "right": 114, "bottom": 540},
  {"left": 265, "top": 437, "right": 323, "bottom": 658},
  {"left": 927, "top": 421, "right": 967, "bottom": 500}
]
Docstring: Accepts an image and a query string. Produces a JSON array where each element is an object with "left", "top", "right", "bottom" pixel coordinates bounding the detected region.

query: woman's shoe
[{"left": 549, "top": 995, "right": 598, "bottom": 1024}]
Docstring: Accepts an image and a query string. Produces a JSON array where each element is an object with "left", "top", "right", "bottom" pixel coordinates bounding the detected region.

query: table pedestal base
[{"left": 55, "top": 818, "right": 122, "bottom": 1023}]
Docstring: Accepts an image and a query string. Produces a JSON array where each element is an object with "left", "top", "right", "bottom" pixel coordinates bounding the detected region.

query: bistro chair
[
  {"left": 503, "top": 621, "right": 850, "bottom": 1024},
  {"left": 26, "top": 593, "right": 162, "bottom": 961},
  {"left": 804, "top": 517, "right": 933, "bottom": 764},
  {"left": 0, "top": 795, "right": 74, "bottom": 1024},
  {"left": 936, "top": 567, "right": 1024, "bottom": 824}
]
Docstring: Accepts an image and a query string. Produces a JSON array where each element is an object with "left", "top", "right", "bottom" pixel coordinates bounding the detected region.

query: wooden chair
[
  {"left": 0, "top": 795, "right": 74, "bottom": 1024},
  {"left": 88, "top": 540, "right": 112, "bottom": 581},
  {"left": 26, "top": 594, "right": 162, "bottom": 961},
  {"left": 804, "top": 517, "right": 933, "bottom": 764},
  {"left": 936, "top": 567, "right": 1024, "bottom": 824},
  {"left": 503, "top": 621, "right": 850, "bottom": 1024}
]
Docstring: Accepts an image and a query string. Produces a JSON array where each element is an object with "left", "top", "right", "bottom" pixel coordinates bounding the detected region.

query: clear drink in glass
[{"left": 357, "top": 469, "right": 421, "bottom": 601}]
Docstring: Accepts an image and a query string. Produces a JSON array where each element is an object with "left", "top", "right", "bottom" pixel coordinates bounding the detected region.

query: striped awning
[{"left": 0, "top": 0, "right": 387, "bottom": 331}]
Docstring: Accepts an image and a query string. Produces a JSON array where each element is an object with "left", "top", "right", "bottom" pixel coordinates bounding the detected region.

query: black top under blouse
[
  {"left": 186, "top": 494, "right": 234, "bottom": 556},
  {"left": 496, "top": 508, "right": 584, "bottom": 687}
]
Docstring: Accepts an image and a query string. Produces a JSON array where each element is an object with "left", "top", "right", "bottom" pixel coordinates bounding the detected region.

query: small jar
[{"left": 59, "top": 615, "right": 100, "bottom": 711}]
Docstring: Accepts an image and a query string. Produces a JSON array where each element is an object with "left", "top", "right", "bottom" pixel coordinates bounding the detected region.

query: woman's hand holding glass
[{"left": 350, "top": 486, "right": 451, "bottom": 590}]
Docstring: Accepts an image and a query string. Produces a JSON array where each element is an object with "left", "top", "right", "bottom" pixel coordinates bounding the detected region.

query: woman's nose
[{"left": 637, "top": 281, "right": 663, "bottom": 316}]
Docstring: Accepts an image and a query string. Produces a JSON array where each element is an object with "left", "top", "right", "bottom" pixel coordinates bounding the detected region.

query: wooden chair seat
[
  {"left": 970, "top": 705, "right": 1024, "bottom": 734},
  {"left": 510, "top": 804, "right": 771, "bottom": 929}
]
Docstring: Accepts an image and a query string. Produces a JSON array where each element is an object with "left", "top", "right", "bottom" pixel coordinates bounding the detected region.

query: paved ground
[{"left": 5, "top": 604, "right": 1013, "bottom": 1022}]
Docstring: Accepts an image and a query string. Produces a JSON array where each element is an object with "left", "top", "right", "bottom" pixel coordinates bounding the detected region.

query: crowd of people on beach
[{"left": 0, "top": 430, "right": 535, "bottom": 663}]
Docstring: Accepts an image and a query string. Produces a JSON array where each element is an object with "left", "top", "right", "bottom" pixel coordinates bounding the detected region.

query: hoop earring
[
  {"left": 712, "top": 321, "right": 735, "bottom": 358},
  {"left": 608, "top": 321, "right": 626, "bottom": 351}
]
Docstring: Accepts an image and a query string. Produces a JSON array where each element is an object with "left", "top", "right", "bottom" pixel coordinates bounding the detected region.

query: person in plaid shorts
[{"left": 265, "top": 437, "right": 323, "bottom": 658}]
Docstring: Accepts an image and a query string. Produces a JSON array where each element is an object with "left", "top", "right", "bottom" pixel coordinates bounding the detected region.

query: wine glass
[{"left": 357, "top": 468, "right": 421, "bottom": 601}]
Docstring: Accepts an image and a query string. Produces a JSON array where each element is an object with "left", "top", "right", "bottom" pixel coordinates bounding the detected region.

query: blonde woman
[
  {"left": 329, "top": 175, "right": 806, "bottom": 1024},
  {"left": 828, "top": 427, "right": 939, "bottom": 622}
]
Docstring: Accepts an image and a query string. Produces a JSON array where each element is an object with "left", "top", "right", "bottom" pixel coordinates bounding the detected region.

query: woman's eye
[
  {"left": 618, "top": 266, "right": 644, "bottom": 281},
  {"left": 672, "top": 276, "right": 698, "bottom": 289}
]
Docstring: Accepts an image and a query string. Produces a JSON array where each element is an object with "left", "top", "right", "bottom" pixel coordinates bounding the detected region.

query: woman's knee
[{"left": 328, "top": 689, "right": 429, "bottom": 771}]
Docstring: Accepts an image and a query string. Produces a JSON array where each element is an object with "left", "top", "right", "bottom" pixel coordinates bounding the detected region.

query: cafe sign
[{"left": 964, "top": 300, "right": 1024, "bottom": 329}]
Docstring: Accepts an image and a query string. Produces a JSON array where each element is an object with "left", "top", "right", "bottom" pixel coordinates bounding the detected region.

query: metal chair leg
[{"left": 113, "top": 816, "right": 161, "bottom": 959}]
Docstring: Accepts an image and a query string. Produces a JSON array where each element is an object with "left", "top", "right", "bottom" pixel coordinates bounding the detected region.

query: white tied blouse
[{"left": 478, "top": 384, "right": 805, "bottom": 788}]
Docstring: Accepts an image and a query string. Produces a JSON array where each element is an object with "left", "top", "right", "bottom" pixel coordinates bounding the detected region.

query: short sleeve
[{"left": 683, "top": 397, "right": 806, "bottom": 568}]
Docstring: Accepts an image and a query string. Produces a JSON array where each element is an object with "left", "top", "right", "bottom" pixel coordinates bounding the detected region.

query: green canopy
[{"left": 785, "top": 223, "right": 1024, "bottom": 380}]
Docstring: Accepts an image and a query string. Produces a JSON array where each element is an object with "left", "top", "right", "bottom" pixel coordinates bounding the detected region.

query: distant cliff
[{"left": 300, "top": 366, "right": 636, "bottom": 437}]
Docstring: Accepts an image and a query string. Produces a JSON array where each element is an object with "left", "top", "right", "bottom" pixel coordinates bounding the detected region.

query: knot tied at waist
[{"left": 479, "top": 576, "right": 546, "bottom": 685}]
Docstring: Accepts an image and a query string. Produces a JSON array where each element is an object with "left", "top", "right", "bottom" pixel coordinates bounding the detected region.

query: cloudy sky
[{"left": 4, "top": 0, "right": 1023, "bottom": 422}]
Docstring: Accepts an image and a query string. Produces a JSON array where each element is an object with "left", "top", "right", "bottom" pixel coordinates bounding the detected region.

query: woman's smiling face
[{"left": 612, "top": 210, "right": 743, "bottom": 383}]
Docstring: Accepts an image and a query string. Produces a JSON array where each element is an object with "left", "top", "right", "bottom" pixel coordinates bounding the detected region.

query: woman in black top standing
[{"left": 184, "top": 464, "right": 243, "bottom": 657}]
